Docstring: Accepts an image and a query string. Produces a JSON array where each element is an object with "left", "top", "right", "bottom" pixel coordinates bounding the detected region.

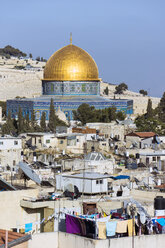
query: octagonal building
[{"left": 7, "top": 40, "right": 133, "bottom": 121}]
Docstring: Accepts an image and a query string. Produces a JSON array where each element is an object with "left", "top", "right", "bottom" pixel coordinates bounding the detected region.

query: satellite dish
[
  {"left": 140, "top": 212, "right": 146, "bottom": 224},
  {"left": 64, "top": 183, "right": 74, "bottom": 192},
  {"left": 18, "top": 161, "right": 41, "bottom": 185}
]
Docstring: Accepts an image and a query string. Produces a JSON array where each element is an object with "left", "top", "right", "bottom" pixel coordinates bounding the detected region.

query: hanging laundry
[
  {"left": 116, "top": 220, "right": 128, "bottom": 233},
  {"left": 103, "top": 212, "right": 107, "bottom": 217},
  {"left": 128, "top": 219, "right": 135, "bottom": 237},
  {"left": 106, "top": 221, "right": 117, "bottom": 237},
  {"left": 98, "top": 222, "right": 106, "bottom": 239},
  {"left": 157, "top": 218, "right": 165, "bottom": 227},
  {"left": 25, "top": 223, "right": 32, "bottom": 233},
  {"left": 66, "top": 215, "right": 82, "bottom": 234},
  {"left": 97, "top": 216, "right": 110, "bottom": 222}
]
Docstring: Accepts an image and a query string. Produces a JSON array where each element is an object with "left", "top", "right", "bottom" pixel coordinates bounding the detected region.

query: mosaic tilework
[{"left": 42, "top": 81, "right": 100, "bottom": 96}]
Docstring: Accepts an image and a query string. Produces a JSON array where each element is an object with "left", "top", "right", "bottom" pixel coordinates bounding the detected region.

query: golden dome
[{"left": 44, "top": 44, "right": 99, "bottom": 81}]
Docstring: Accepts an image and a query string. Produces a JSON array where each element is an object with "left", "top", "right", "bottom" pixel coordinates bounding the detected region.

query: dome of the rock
[{"left": 44, "top": 44, "right": 99, "bottom": 81}]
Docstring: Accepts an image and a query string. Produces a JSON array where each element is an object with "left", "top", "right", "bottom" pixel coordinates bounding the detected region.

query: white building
[
  {"left": 0, "top": 136, "right": 22, "bottom": 169},
  {"left": 63, "top": 151, "right": 115, "bottom": 174},
  {"left": 56, "top": 172, "right": 110, "bottom": 194}
]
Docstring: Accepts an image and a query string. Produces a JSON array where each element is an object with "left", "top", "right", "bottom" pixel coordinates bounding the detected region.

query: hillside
[
  {"left": 100, "top": 82, "right": 160, "bottom": 116},
  {"left": 0, "top": 45, "right": 27, "bottom": 58}
]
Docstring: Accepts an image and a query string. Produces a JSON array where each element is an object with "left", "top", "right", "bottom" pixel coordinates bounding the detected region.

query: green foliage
[
  {"left": 115, "top": 83, "right": 128, "bottom": 94},
  {"left": 73, "top": 104, "right": 97, "bottom": 125},
  {"left": 36, "top": 56, "right": 40, "bottom": 61},
  {"left": 0, "top": 101, "right": 6, "bottom": 117},
  {"left": 29, "top": 53, "right": 33, "bottom": 59},
  {"left": 158, "top": 92, "right": 165, "bottom": 123},
  {"left": 73, "top": 104, "right": 125, "bottom": 125},
  {"left": 104, "top": 87, "right": 109, "bottom": 95},
  {"left": 1, "top": 111, "right": 16, "bottom": 135},
  {"left": 139, "top": 89, "right": 148, "bottom": 96},
  {"left": 146, "top": 99, "right": 153, "bottom": 119},
  {"left": 0, "top": 45, "right": 26, "bottom": 57},
  {"left": 40, "top": 112, "right": 46, "bottom": 132},
  {"left": 135, "top": 93, "right": 165, "bottom": 134},
  {"left": 24, "top": 114, "right": 31, "bottom": 132},
  {"left": 116, "top": 111, "right": 126, "bottom": 120},
  {"left": 17, "top": 107, "right": 24, "bottom": 133},
  {"left": 48, "top": 99, "right": 67, "bottom": 132}
]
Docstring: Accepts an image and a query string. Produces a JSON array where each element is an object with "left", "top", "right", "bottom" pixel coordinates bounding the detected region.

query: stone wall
[
  {"left": 0, "top": 68, "right": 42, "bottom": 100},
  {"left": 28, "top": 231, "right": 165, "bottom": 248}
]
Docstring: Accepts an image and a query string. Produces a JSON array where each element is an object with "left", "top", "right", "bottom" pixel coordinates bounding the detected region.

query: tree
[
  {"left": 48, "top": 99, "right": 56, "bottom": 132},
  {"left": 158, "top": 92, "right": 165, "bottom": 123},
  {"left": 1, "top": 111, "right": 16, "bottom": 135},
  {"left": 29, "top": 53, "right": 33, "bottom": 59},
  {"left": 25, "top": 113, "right": 31, "bottom": 132},
  {"left": 31, "top": 110, "right": 38, "bottom": 131},
  {"left": 139, "top": 89, "right": 148, "bottom": 96},
  {"left": 116, "top": 111, "right": 126, "bottom": 121},
  {"left": 17, "top": 107, "right": 24, "bottom": 134},
  {"left": 40, "top": 112, "right": 46, "bottom": 131},
  {"left": 36, "top": 56, "right": 40, "bottom": 61},
  {"left": 146, "top": 98, "right": 153, "bottom": 119},
  {"left": 115, "top": 83, "right": 128, "bottom": 94},
  {"left": 104, "top": 87, "right": 109, "bottom": 95},
  {"left": 73, "top": 103, "right": 97, "bottom": 125}
]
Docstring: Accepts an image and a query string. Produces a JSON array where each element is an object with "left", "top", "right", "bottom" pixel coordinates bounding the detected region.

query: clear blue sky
[{"left": 0, "top": 0, "right": 165, "bottom": 97}]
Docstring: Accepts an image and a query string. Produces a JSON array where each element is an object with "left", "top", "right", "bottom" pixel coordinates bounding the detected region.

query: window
[
  {"left": 38, "top": 139, "right": 41, "bottom": 143},
  {"left": 13, "top": 160, "right": 16, "bottom": 166},
  {"left": 14, "top": 141, "right": 18, "bottom": 145},
  {"left": 153, "top": 157, "right": 156, "bottom": 161},
  {"left": 100, "top": 179, "right": 103, "bottom": 184},
  {"left": 60, "top": 140, "right": 63, "bottom": 144},
  {"left": 46, "top": 139, "right": 50, "bottom": 144},
  {"left": 96, "top": 180, "right": 99, "bottom": 184},
  {"left": 77, "top": 139, "right": 79, "bottom": 142},
  {"left": 0, "top": 142, "right": 3, "bottom": 145}
]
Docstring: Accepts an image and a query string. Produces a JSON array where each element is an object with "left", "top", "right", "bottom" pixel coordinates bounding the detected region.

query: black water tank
[{"left": 154, "top": 196, "right": 165, "bottom": 210}]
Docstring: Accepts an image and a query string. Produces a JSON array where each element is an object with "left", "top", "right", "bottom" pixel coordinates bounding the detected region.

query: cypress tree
[
  {"left": 40, "top": 112, "right": 46, "bottom": 132},
  {"left": 159, "top": 92, "right": 165, "bottom": 122},
  {"left": 48, "top": 98, "right": 56, "bottom": 132},
  {"left": 31, "top": 110, "right": 37, "bottom": 131},
  {"left": 18, "top": 107, "right": 24, "bottom": 133},
  {"left": 25, "top": 113, "right": 30, "bottom": 132},
  {"left": 2, "top": 110, "right": 15, "bottom": 135},
  {"left": 146, "top": 98, "right": 153, "bottom": 119}
]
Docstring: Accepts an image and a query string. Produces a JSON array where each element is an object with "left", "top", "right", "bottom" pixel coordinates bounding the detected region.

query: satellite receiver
[{"left": 18, "top": 161, "right": 41, "bottom": 185}]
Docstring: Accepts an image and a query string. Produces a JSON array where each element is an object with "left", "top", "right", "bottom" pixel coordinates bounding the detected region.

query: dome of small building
[
  {"left": 56, "top": 107, "right": 68, "bottom": 124},
  {"left": 44, "top": 44, "right": 99, "bottom": 81}
]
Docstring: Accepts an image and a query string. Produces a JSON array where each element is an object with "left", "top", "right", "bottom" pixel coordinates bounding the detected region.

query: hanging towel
[
  {"left": 157, "top": 218, "right": 165, "bottom": 227},
  {"left": 106, "top": 221, "right": 117, "bottom": 237},
  {"left": 103, "top": 212, "right": 107, "bottom": 217},
  {"left": 98, "top": 222, "right": 106, "bottom": 239},
  {"left": 66, "top": 214, "right": 82, "bottom": 234},
  {"left": 97, "top": 216, "right": 110, "bottom": 222},
  {"left": 25, "top": 223, "right": 32, "bottom": 233},
  {"left": 128, "top": 219, "right": 135, "bottom": 237},
  {"left": 116, "top": 220, "right": 128, "bottom": 233}
]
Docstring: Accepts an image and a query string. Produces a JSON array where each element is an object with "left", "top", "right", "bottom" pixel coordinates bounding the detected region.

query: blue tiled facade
[
  {"left": 7, "top": 94, "right": 133, "bottom": 121},
  {"left": 7, "top": 78, "right": 133, "bottom": 120}
]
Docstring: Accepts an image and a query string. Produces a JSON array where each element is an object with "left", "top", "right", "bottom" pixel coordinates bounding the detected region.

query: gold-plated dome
[{"left": 44, "top": 44, "right": 99, "bottom": 81}]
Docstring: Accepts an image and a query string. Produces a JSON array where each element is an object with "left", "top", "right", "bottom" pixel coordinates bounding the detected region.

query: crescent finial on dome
[{"left": 70, "top": 32, "right": 72, "bottom": 45}]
